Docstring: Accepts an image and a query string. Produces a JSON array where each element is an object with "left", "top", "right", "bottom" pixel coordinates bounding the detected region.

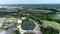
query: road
[{"left": 6, "top": 22, "right": 16, "bottom": 34}]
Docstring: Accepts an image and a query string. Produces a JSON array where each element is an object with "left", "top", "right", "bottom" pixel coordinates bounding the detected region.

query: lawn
[{"left": 45, "top": 20, "right": 60, "bottom": 29}]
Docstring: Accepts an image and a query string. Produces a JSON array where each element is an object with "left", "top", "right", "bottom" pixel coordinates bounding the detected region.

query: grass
[
  {"left": 41, "top": 20, "right": 59, "bottom": 34},
  {"left": 45, "top": 20, "right": 60, "bottom": 29},
  {"left": 41, "top": 24, "right": 47, "bottom": 28}
]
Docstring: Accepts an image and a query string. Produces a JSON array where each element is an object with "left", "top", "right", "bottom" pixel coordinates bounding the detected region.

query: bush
[{"left": 13, "top": 30, "right": 20, "bottom": 34}]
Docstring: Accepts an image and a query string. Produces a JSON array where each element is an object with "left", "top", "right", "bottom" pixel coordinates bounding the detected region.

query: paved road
[
  {"left": 6, "top": 28, "right": 14, "bottom": 34},
  {"left": 6, "top": 23, "right": 16, "bottom": 34}
]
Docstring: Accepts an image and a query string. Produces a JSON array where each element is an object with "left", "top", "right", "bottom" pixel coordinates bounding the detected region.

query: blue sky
[{"left": 0, "top": 0, "right": 60, "bottom": 4}]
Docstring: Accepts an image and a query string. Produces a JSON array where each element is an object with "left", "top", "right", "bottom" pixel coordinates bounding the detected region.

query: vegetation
[
  {"left": 13, "top": 30, "right": 20, "bottom": 34},
  {"left": 46, "top": 13, "right": 60, "bottom": 23},
  {"left": 0, "top": 13, "right": 18, "bottom": 18},
  {"left": 44, "top": 20, "right": 60, "bottom": 29},
  {"left": 41, "top": 23, "right": 59, "bottom": 34},
  {"left": 0, "top": 6, "right": 60, "bottom": 34},
  {"left": 21, "top": 10, "right": 60, "bottom": 34},
  {"left": 41, "top": 26, "right": 59, "bottom": 34}
]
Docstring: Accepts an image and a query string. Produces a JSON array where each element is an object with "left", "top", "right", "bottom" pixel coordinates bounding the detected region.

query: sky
[{"left": 0, "top": 0, "right": 60, "bottom": 4}]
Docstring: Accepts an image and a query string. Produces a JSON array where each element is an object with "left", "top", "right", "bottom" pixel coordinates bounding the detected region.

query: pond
[
  {"left": 21, "top": 21, "right": 36, "bottom": 30},
  {"left": 24, "top": 33, "right": 36, "bottom": 34}
]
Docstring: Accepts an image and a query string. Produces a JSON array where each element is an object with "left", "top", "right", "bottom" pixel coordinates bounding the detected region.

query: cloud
[{"left": 0, "top": 0, "right": 60, "bottom": 4}]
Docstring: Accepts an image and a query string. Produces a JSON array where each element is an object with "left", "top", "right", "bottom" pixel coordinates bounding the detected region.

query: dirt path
[{"left": 30, "top": 19, "right": 42, "bottom": 34}]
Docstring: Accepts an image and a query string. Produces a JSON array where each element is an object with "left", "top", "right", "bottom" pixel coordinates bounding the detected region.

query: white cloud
[{"left": 0, "top": 0, "right": 60, "bottom": 4}]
